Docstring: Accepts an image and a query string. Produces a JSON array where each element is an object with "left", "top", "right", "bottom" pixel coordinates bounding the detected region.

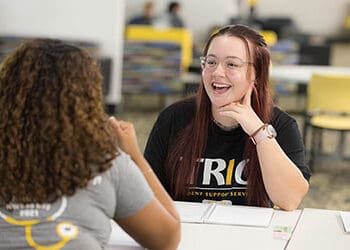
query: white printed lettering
[
  {"left": 235, "top": 160, "right": 248, "bottom": 185},
  {"left": 202, "top": 158, "right": 226, "bottom": 185}
]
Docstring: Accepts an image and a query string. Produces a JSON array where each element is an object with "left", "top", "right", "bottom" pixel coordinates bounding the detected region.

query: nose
[{"left": 212, "top": 61, "right": 226, "bottom": 76}]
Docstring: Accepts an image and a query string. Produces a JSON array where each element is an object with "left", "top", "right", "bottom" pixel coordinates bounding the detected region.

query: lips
[{"left": 212, "top": 82, "right": 232, "bottom": 94}]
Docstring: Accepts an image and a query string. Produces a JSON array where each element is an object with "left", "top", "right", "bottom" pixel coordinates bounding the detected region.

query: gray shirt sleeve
[{"left": 111, "top": 151, "right": 154, "bottom": 218}]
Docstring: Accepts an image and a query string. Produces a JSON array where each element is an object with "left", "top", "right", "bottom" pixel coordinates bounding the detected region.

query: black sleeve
[
  {"left": 273, "top": 108, "right": 312, "bottom": 181},
  {"left": 144, "top": 108, "right": 173, "bottom": 193}
]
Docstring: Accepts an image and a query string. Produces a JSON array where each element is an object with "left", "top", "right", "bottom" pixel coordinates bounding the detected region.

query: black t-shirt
[{"left": 144, "top": 98, "right": 311, "bottom": 205}]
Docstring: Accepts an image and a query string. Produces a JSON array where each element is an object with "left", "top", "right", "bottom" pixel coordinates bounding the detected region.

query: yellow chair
[{"left": 303, "top": 74, "right": 350, "bottom": 171}]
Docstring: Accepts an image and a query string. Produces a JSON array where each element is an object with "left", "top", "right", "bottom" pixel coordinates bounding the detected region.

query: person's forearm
[
  {"left": 257, "top": 138, "right": 309, "bottom": 210},
  {"left": 132, "top": 153, "right": 180, "bottom": 221}
]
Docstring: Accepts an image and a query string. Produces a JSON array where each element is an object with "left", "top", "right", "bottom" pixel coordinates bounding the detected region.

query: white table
[
  {"left": 178, "top": 209, "right": 301, "bottom": 250},
  {"left": 106, "top": 206, "right": 350, "bottom": 250},
  {"left": 286, "top": 208, "right": 350, "bottom": 250},
  {"left": 270, "top": 65, "right": 350, "bottom": 83},
  {"left": 106, "top": 208, "right": 301, "bottom": 250}
]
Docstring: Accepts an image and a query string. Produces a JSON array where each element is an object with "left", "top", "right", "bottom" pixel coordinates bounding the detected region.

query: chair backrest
[{"left": 307, "top": 74, "right": 350, "bottom": 114}]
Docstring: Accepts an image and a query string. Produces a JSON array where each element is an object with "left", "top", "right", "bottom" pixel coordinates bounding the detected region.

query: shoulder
[
  {"left": 157, "top": 97, "right": 195, "bottom": 125},
  {"left": 106, "top": 151, "right": 150, "bottom": 191},
  {"left": 160, "top": 97, "right": 195, "bottom": 116},
  {"left": 105, "top": 151, "right": 136, "bottom": 181},
  {"left": 148, "top": 97, "right": 195, "bottom": 144},
  {"left": 112, "top": 150, "right": 138, "bottom": 171},
  {"left": 271, "top": 106, "right": 304, "bottom": 141},
  {"left": 271, "top": 106, "right": 303, "bottom": 144},
  {"left": 271, "top": 106, "right": 297, "bottom": 130}
]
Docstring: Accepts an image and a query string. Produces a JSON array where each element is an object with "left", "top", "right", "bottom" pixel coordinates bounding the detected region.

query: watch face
[{"left": 266, "top": 124, "right": 277, "bottom": 138}]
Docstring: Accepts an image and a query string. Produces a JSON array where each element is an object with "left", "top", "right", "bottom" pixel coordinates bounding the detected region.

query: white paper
[
  {"left": 175, "top": 201, "right": 274, "bottom": 228},
  {"left": 175, "top": 201, "right": 214, "bottom": 223},
  {"left": 204, "top": 204, "right": 274, "bottom": 228},
  {"left": 107, "top": 220, "right": 142, "bottom": 248},
  {"left": 340, "top": 211, "right": 350, "bottom": 233}
]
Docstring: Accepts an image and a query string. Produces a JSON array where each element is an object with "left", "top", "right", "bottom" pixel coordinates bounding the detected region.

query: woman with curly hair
[
  {"left": 144, "top": 24, "right": 311, "bottom": 210},
  {"left": 0, "top": 39, "right": 180, "bottom": 250}
]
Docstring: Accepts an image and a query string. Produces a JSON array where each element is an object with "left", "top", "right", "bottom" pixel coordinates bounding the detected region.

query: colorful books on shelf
[
  {"left": 122, "top": 41, "right": 182, "bottom": 94},
  {"left": 175, "top": 201, "right": 274, "bottom": 228}
]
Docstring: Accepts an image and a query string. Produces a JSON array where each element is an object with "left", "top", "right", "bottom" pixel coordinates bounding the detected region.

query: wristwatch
[{"left": 250, "top": 124, "right": 277, "bottom": 145}]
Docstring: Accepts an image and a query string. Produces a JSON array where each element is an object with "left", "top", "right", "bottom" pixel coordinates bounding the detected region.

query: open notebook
[
  {"left": 340, "top": 211, "right": 350, "bottom": 233},
  {"left": 175, "top": 201, "right": 274, "bottom": 228}
]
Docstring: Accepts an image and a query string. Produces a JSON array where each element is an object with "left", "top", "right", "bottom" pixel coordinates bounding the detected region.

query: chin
[
  {"left": 208, "top": 89, "right": 238, "bottom": 105},
  {"left": 211, "top": 99, "right": 229, "bottom": 108}
]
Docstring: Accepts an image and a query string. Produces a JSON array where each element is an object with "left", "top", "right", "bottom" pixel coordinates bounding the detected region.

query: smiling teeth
[{"left": 213, "top": 83, "right": 229, "bottom": 88}]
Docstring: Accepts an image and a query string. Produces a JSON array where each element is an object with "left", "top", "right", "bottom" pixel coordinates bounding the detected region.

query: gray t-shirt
[{"left": 0, "top": 151, "right": 153, "bottom": 250}]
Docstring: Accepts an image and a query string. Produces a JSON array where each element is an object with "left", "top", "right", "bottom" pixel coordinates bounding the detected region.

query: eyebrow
[{"left": 206, "top": 54, "right": 246, "bottom": 61}]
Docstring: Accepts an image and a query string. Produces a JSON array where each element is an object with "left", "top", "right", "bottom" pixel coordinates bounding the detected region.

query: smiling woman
[
  {"left": 201, "top": 35, "right": 256, "bottom": 111},
  {"left": 144, "top": 24, "right": 311, "bottom": 211}
]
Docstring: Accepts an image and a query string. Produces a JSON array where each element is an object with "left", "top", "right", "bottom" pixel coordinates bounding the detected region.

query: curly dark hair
[{"left": 0, "top": 39, "right": 118, "bottom": 204}]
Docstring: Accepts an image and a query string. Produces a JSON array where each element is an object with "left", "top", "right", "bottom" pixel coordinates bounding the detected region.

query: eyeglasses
[{"left": 200, "top": 55, "right": 253, "bottom": 73}]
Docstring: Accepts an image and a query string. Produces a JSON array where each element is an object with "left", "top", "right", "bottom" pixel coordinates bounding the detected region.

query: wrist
[
  {"left": 250, "top": 124, "right": 277, "bottom": 145},
  {"left": 142, "top": 168, "right": 153, "bottom": 175},
  {"left": 132, "top": 152, "right": 144, "bottom": 164}
]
